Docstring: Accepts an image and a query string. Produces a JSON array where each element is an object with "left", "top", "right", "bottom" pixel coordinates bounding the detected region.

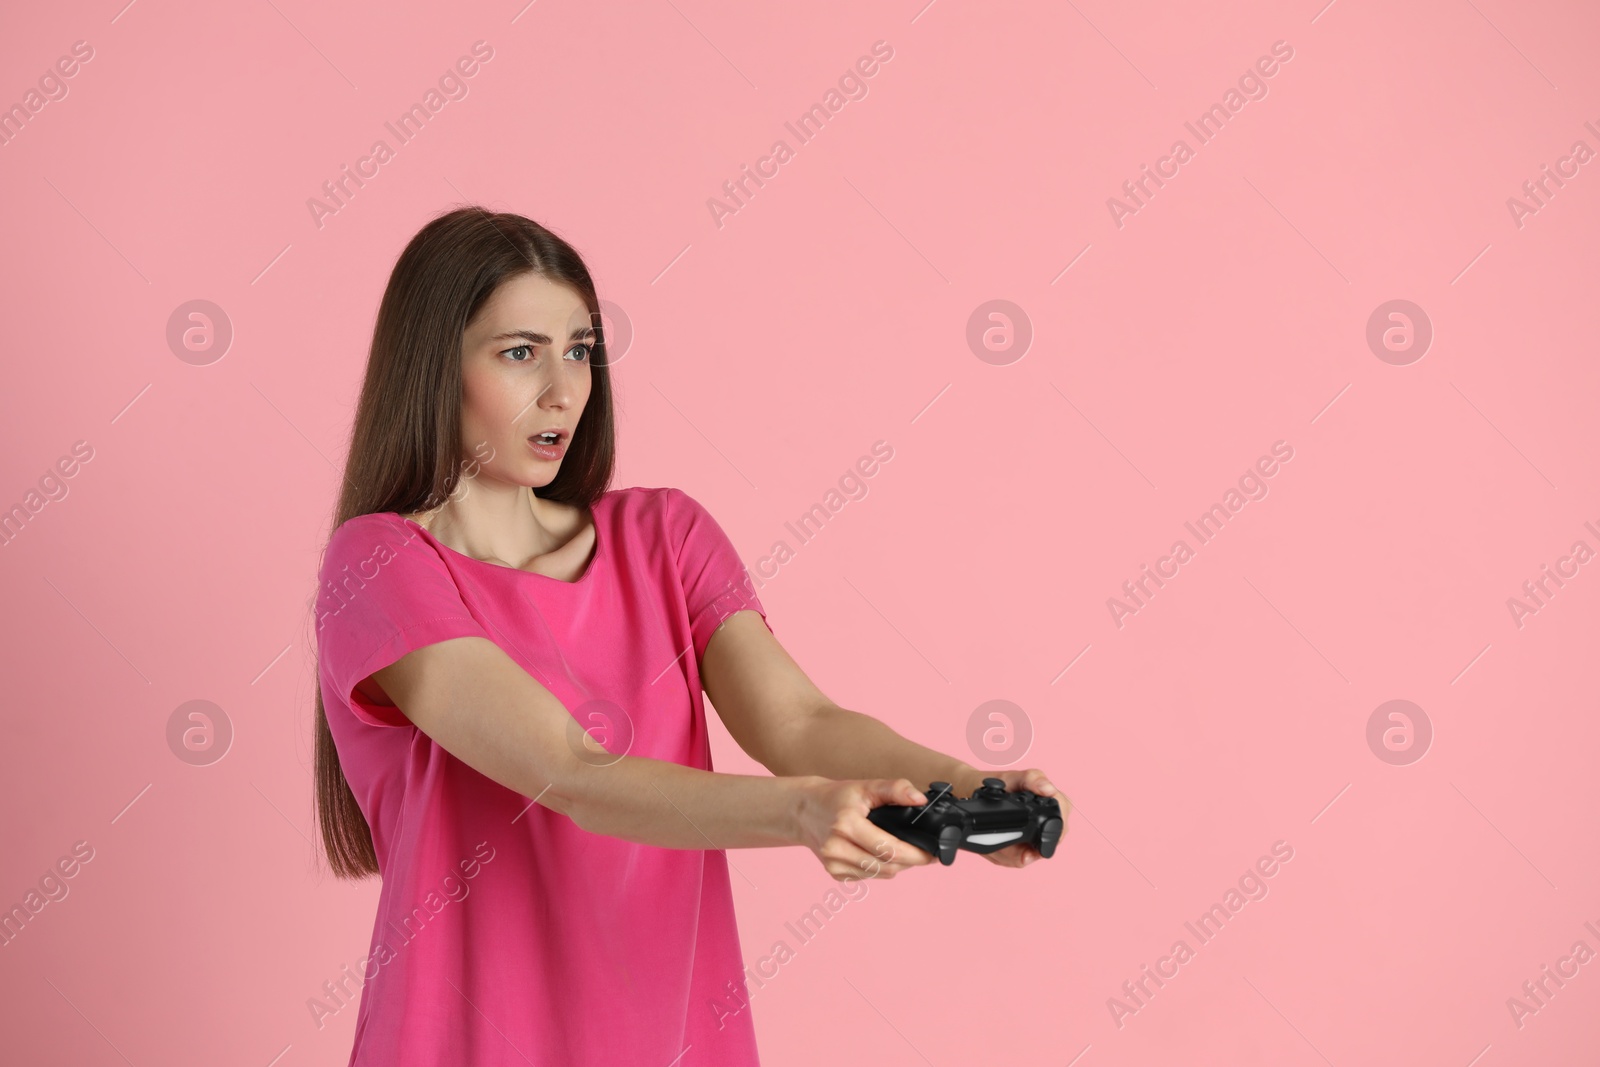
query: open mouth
[{"left": 528, "top": 429, "right": 568, "bottom": 458}]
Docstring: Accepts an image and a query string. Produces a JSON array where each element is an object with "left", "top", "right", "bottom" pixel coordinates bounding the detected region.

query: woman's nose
[{"left": 537, "top": 359, "right": 579, "bottom": 407}]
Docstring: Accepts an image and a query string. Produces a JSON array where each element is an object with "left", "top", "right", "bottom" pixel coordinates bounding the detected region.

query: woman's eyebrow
[{"left": 488, "top": 326, "right": 596, "bottom": 345}]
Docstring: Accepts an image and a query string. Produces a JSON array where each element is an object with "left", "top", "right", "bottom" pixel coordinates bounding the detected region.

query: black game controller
[{"left": 867, "top": 778, "right": 1065, "bottom": 866}]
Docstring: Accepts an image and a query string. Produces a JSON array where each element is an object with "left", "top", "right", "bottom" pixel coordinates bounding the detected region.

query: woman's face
[{"left": 457, "top": 272, "right": 594, "bottom": 490}]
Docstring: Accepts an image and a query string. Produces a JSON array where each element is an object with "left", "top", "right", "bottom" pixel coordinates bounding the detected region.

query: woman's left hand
[{"left": 974, "top": 767, "right": 1069, "bottom": 868}]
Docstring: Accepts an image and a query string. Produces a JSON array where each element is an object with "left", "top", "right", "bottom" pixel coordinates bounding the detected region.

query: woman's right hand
[{"left": 792, "top": 777, "right": 938, "bottom": 881}]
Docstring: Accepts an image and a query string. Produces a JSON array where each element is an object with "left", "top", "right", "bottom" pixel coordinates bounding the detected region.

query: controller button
[
  {"left": 937, "top": 825, "right": 963, "bottom": 865},
  {"left": 1038, "top": 817, "right": 1063, "bottom": 858}
]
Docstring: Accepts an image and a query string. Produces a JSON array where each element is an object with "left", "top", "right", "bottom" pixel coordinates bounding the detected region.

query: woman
[{"left": 311, "top": 206, "right": 1065, "bottom": 1065}]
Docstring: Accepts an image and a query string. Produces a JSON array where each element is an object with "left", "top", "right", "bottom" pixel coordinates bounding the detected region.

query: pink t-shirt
[{"left": 314, "top": 485, "right": 771, "bottom": 1065}]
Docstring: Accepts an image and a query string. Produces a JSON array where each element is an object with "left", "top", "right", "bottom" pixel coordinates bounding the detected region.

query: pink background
[{"left": 3, "top": 0, "right": 1598, "bottom": 1063}]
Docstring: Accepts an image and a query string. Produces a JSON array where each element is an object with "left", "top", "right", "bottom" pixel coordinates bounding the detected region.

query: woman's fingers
[
  {"left": 825, "top": 819, "right": 935, "bottom": 881},
  {"left": 981, "top": 843, "right": 1031, "bottom": 868},
  {"left": 870, "top": 836, "right": 935, "bottom": 869},
  {"left": 860, "top": 777, "right": 928, "bottom": 808},
  {"left": 820, "top": 836, "right": 910, "bottom": 880},
  {"left": 1005, "top": 766, "right": 1060, "bottom": 798}
]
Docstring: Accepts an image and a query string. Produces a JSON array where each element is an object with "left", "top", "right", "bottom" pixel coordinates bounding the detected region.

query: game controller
[{"left": 867, "top": 777, "right": 1065, "bottom": 865}]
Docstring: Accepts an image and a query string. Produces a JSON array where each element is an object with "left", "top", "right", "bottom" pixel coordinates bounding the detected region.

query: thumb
[{"left": 866, "top": 778, "right": 927, "bottom": 808}]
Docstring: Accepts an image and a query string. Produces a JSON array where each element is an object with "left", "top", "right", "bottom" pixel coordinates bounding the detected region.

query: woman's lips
[{"left": 528, "top": 436, "right": 566, "bottom": 461}]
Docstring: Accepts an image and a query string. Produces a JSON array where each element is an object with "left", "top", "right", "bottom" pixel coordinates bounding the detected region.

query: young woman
[{"left": 311, "top": 207, "right": 1065, "bottom": 1065}]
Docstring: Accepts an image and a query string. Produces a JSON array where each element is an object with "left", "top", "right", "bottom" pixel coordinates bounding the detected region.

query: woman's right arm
[{"left": 360, "top": 635, "right": 935, "bottom": 880}]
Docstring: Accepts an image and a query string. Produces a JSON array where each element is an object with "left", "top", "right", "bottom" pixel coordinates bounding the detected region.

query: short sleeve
[
  {"left": 315, "top": 515, "right": 490, "bottom": 728},
  {"left": 666, "top": 488, "right": 773, "bottom": 664}
]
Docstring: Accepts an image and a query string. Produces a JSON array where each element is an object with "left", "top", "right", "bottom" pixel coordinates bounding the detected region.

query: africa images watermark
[
  {"left": 306, "top": 841, "right": 497, "bottom": 1029},
  {"left": 306, "top": 40, "right": 495, "bottom": 229},
  {"left": 1106, "top": 40, "right": 1296, "bottom": 229},
  {"left": 1505, "top": 119, "right": 1600, "bottom": 230},
  {"left": 0, "top": 439, "right": 96, "bottom": 549},
  {"left": 0, "top": 39, "right": 95, "bottom": 149},
  {"left": 0, "top": 840, "right": 97, "bottom": 949},
  {"left": 709, "top": 842, "right": 893, "bottom": 1032},
  {"left": 744, "top": 440, "right": 895, "bottom": 589},
  {"left": 1107, "top": 839, "right": 1296, "bottom": 1028},
  {"left": 707, "top": 41, "right": 895, "bottom": 229},
  {"left": 1505, "top": 917, "right": 1600, "bottom": 1030},
  {"left": 1505, "top": 516, "right": 1600, "bottom": 630},
  {"left": 696, "top": 441, "right": 898, "bottom": 624},
  {"left": 1107, "top": 440, "right": 1295, "bottom": 629}
]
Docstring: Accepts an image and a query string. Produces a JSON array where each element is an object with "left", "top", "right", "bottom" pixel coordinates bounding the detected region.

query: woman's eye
[
  {"left": 504, "top": 344, "right": 533, "bottom": 362},
  {"left": 566, "top": 343, "right": 593, "bottom": 362}
]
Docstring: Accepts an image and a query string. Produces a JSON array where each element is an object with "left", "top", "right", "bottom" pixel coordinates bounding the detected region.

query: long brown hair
[{"left": 312, "top": 206, "right": 616, "bottom": 878}]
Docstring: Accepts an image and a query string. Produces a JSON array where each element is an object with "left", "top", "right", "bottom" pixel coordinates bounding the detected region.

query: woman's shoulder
[
  {"left": 328, "top": 510, "right": 416, "bottom": 546},
  {"left": 601, "top": 485, "right": 678, "bottom": 519},
  {"left": 321, "top": 511, "right": 438, "bottom": 575},
  {"left": 605, "top": 485, "right": 724, "bottom": 533},
  {"left": 313, "top": 512, "right": 467, "bottom": 642},
  {"left": 337, "top": 509, "right": 411, "bottom": 530}
]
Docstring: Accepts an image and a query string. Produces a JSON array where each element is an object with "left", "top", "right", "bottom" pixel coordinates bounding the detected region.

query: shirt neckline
[{"left": 396, "top": 495, "right": 606, "bottom": 587}]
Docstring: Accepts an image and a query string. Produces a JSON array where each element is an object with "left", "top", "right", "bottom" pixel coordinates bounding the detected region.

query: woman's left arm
[{"left": 701, "top": 612, "right": 1065, "bottom": 866}]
